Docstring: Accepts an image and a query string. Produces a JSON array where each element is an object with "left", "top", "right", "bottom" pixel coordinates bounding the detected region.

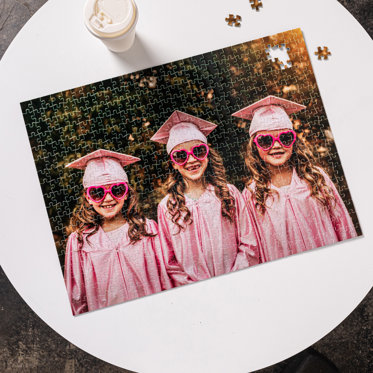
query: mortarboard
[
  {"left": 66, "top": 149, "right": 140, "bottom": 188},
  {"left": 232, "top": 95, "right": 306, "bottom": 137},
  {"left": 150, "top": 110, "right": 217, "bottom": 153}
]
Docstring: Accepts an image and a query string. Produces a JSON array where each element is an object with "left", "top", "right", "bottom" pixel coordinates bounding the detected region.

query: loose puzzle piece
[
  {"left": 19, "top": 28, "right": 361, "bottom": 315},
  {"left": 225, "top": 14, "right": 242, "bottom": 27},
  {"left": 250, "top": 0, "right": 263, "bottom": 11},
  {"left": 315, "top": 46, "right": 331, "bottom": 60}
]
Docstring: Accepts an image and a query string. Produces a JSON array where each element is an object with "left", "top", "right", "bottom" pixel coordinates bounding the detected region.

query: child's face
[
  {"left": 171, "top": 140, "right": 209, "bottom": 182},
  {"left": 85, "top": 184, "right": 127, "bottom": 220},
  {"left": 254, "top": 129, "right": 294, "bottom": 168}
]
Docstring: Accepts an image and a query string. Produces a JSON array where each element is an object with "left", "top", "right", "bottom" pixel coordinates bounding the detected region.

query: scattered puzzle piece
[
  {"left": 315, "top": 46, "right": 331, "bottom": 60},
  {"left": 225, "top": 14, "right": 242, "bottom": 27},
  {"left": 250, "top": 0, "right": 263, "bottom": 11}
]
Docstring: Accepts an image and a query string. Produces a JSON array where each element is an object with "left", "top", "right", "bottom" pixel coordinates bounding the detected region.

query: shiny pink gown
[
  {"left": 64, "top": 219, "right": 172, "bottom": 315},
  {"left": 242, "top": 168, "right": 358, "bottom": 262},
  {"left": 157, "top": 184, "right": 260, "bottom": 287}
]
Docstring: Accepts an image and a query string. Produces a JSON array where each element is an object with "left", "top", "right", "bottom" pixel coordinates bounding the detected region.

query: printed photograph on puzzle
[{"left": 20, "top": 28, "right": 362, "bottom": 316}]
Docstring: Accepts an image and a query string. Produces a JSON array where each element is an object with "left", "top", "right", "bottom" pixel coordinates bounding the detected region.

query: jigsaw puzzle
[{"left": 20, "top": 28, "right": 361, "bottom": 316}]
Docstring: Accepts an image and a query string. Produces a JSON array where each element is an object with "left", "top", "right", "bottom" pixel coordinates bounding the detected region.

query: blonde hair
[
  {"left": 164, "top": 147, "right": 236, "bottom": 232},
  {"left": 244, "top": 135, "right": 336, "bottom": 214},
  {"left": 66, "top": 185, "right": 154, "bottom": 246}
]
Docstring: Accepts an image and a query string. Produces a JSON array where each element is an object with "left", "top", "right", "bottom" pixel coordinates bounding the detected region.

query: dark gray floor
[{"left": 0, "top": 1, "right": 372, "bottom": 372}]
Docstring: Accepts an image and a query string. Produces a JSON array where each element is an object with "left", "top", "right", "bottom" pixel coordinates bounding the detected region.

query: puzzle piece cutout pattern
[
  {"left": 265, "top": 44, "right": 292, "bottom": 69},
  {"left": 20, "top": 28, "right": 361, "bottom": 270}
]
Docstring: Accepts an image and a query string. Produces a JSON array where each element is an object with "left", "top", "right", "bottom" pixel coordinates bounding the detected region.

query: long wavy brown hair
[
  {"left": 66, "top": 185, "right": 154, "bottom": 247},
  {"left": 244, "top": 135, "right": 336, "bottom": 215},
  {"left": 164, "top": 147, "right": 236, "bottom": 232}
]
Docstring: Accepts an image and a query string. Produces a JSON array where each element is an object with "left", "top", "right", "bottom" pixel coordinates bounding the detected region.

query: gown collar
[
  {"left": 82, "top": 223, "right": 129, "bottom": 251},
  {"left": 184, "top": 184, "right": 216, "bottom": 204},
  {"left": 270, "top": 168, "right": 299, "bottom": 191}
]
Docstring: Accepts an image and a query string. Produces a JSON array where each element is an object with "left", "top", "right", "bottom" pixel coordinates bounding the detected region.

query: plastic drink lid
[{"left": 84, "top": 0, "right": 137, "bottom": 39}]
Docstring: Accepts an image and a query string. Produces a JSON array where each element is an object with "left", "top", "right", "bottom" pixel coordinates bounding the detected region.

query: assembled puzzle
[{"left": 21, "top": 28, "right": 361, "bottom": 315}]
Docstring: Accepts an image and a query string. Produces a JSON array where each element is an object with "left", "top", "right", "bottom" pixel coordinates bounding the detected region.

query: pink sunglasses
[
  {"left": 253, "top": 130, "right": 296, "bottom": 151},
  {"left": 170, "top": 143, "right": 209, "bottom": 166},
  {"left": 86, "top": 182, "right": 128, "bottom": 203}
]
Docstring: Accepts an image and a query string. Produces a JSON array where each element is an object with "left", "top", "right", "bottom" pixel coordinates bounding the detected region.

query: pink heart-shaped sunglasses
[
  {"left": 170, "top": 143, "right": 209, "bottom": 166},
  {"left": 253, "top": 130, "right": 296, "bottom": 151},
  {"left": 86, "top": 182, "right": 128, "bottom": 203}
]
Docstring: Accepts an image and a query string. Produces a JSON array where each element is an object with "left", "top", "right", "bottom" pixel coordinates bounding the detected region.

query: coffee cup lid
[{"left": 84, "top": 0, "right": 137, "bottom": 38}]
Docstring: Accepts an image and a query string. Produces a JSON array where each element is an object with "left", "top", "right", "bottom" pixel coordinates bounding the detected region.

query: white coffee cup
[{"left": 84, "top": 0, "right": 139, "bottom": 53}]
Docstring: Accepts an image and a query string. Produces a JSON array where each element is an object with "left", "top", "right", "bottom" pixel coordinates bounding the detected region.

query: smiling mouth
[
  {"left": 185, "top": 163, "right": 201, "bottom": 172},
  {"left": 101, "top": 203, "right": 117, "bottom": 209},
  {"left": 269, "top": 151, "right": 285, "bottom": 156}
]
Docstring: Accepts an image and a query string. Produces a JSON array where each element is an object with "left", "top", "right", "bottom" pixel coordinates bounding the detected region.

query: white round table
[{"left": 0, "top": 0, "right": 372, "bottom": 372}]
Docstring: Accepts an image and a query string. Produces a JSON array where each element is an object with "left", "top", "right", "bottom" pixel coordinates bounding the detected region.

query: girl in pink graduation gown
[
  {"left": 64, "top": 149, "right": 172, "bottom": 315},
  {"left": 232, "top": 95, "right": 357, "bottom": 262},
  {"left": 151, "top": 111, "right": 260, "bottom": 287}
]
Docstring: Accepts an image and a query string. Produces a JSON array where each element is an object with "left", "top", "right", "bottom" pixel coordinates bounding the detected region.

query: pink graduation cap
[
  {"left": 150, "top": 110, "right": 217, "bottom": 154},
  {"left": 232, "top": 95, "right": 306, "bottom": 137},
  {"left": 66, "top": 149, "right": 140, "bottom": 188}
]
